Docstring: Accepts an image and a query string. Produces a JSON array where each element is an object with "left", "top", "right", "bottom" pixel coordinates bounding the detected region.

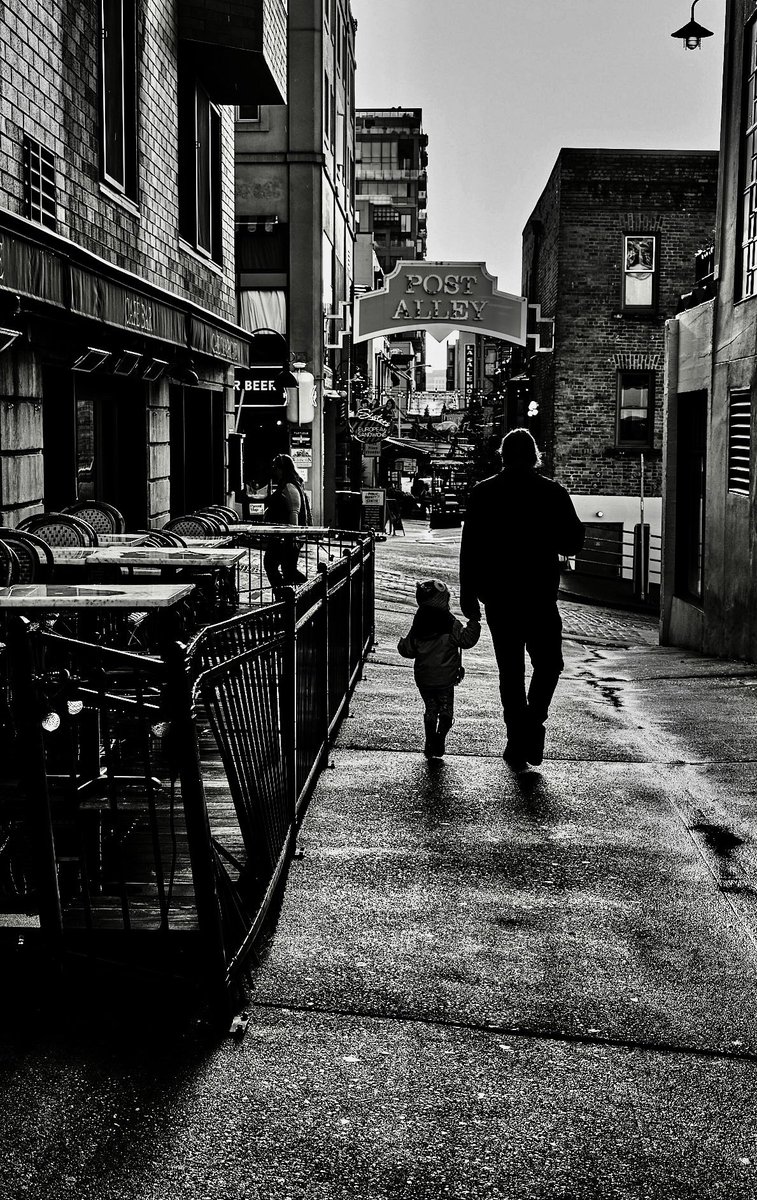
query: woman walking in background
[{"left": 263, "top": 453, "right": 313, "bottom": 588}]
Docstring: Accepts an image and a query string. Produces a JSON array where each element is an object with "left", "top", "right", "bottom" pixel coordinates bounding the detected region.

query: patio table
[
  {"left": 85, "top": 546, "right": 245, "bottom": 621},
  {"left": 0, "top": 582, "right": 194, "bottom": 607},
  {"left": 86, "top": 547, "right": 245, "bottom": 569}
]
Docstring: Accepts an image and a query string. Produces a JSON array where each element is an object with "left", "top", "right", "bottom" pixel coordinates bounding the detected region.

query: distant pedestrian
[
  {"left": 263, "top": 453, "right": 313, "bottom": 588},
  {"left": 398, "top": 579, "right": 480, "bottom": 759},
  {"left": 459, "top": 428, "right": 584, "bottom": 769}
]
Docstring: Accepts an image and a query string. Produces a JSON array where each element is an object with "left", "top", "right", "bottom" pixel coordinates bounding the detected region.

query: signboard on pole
[
  {"left": 361, "top": 488, "right": 386, "bottom": 532},
  {"left": 290, "top": 426, "right": 312, "bottom": 469},
  {"left": 353, "top": 262, "right": 527, "bottom": 345}
]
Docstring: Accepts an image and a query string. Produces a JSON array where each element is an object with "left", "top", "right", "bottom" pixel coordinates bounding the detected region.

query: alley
[{"left": 3, "top": 522, "right": 757, "bottom": 1199}]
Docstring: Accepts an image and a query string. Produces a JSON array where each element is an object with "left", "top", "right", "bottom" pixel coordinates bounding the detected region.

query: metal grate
[
  {"left": 23, "top": 136, "right": 56, "bottom": 230},
  {"left": 728, "top": 392, "right": 752, "bottom": 496}
]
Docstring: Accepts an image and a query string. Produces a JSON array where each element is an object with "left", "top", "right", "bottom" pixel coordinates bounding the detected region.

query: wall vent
[{"left": 728, "top": 391, "right": 752, "bottom": 496}]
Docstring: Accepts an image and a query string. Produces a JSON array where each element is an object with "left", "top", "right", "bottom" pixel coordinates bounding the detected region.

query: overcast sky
[{"left": 351, "top": 0, "right": 724, "bottom": 311}]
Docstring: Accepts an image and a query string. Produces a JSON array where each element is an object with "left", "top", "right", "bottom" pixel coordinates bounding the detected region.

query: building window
[
  {"left": 100, "top": 0, "right": 137, "bottom": 197},
  {"left": 237, "top": 106, "right": 260, "bottom": 122},
  {"left": 728, "top": 391, "right": 752, "bottom": 495},
  {"left": 622, "top": 235, "right": 657, "bottom": 311},
  {"left": 324, "top": 71, "right": 331, "bottom": 143},
  {"left": 742, "top": 20, "right": 757, "bottom": 297},
  {"left": 179, "top": 77, "right": 222, "bottom": 263},
  {"left": 23, "top": 136, "right": 56, "bottom": 229},
  {"left": 616, "top": 371, "right": 654, "bottom": 448}
]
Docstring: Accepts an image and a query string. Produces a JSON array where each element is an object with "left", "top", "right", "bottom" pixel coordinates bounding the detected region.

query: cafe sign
[{"left": 353, "top": 261, "right": 527, "bottom": 345}]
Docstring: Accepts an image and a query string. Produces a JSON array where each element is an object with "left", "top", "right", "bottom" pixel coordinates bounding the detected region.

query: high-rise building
[{"left": 355, "top": 109, "right": 428, "bottom": 395}]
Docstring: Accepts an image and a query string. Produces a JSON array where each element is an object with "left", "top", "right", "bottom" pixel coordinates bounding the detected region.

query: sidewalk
[{"left": 4, "top": 526, "right": 757, "bottom": 1199}]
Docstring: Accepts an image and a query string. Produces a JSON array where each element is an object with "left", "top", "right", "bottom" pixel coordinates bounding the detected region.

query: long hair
[
  {"left": 273, "top": 453, "right": 304, "bottom": 485},
  {"left": 499, "top": 428, "right": 542, "bottom": 470}
]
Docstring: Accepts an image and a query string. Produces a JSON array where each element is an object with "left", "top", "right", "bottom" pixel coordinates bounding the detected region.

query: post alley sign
[{"left": 353, "top": 261, "right": 527, "bottom": 345}]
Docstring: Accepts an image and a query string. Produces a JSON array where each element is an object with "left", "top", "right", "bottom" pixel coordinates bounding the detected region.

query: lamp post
[{"left": 671, "top": 0, "right": 714, "bottom": 49}]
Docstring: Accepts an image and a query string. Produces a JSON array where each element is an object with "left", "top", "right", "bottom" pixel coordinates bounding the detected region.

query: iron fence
[{"left": 0, "top": 531, "right": 375, "bottom": 1015}]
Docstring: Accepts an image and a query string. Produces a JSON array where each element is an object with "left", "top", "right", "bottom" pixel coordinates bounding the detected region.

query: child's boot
[
  {"left": 423, "top": 717, "right": 437, "bottom": 758},
  {"left": 436, "top": 713, "right": 453, "bottom": 756}
]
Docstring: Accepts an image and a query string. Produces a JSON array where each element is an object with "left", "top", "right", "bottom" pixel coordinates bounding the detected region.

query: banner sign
[
  {"left": 353, "top": 261, "right": 527, "bottom": 345},
  {"left": 465, "top": 344, "right": 475, "bottom": 396},
  {"left": 234, "top": 363, "right": 287, "bottom": 405}
]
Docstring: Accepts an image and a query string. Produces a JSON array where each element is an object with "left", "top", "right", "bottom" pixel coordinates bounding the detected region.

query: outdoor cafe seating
[
  {"left": 17, "top": 511, "right": 99, "bottom": 547},
  {"left": 64, "top": 500, "right": 127, "bottom": 536},
  {"left": 0, "top": 505, "right": 376, "bottom": 1017},
  {"left": 0, "top": 528, "right": 55, "bottom": 583}
]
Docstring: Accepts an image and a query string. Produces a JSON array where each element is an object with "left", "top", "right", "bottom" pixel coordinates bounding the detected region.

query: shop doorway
[{"left": 170, "top": 385, "right": 226, "bottom": 514}]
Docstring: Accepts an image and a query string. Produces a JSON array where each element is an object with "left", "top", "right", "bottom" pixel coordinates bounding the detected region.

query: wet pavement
[{"left": 3, "top": 519, "right": 757, "bottom": 1198}]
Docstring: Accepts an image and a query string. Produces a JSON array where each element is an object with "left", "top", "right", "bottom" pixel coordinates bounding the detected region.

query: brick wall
[
  {"left": 0, "top": 0, "right": 237, "bottom": 320},
  {"left": 524, "top": 149, "right": 718, "bottom": 496}
]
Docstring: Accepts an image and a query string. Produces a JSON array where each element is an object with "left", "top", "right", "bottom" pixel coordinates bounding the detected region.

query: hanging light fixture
[
  {"left": 286, "top": 360, "right": 316, "bottom": 425},
  {"left": 671, "top": 0, "right": 714, "bottom": 49}
]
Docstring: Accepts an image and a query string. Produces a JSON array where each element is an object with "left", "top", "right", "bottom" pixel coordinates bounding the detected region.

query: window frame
[
  {"left": 99, "top": 0, "right": 137, "bottom": 199},
  {"left": 621, "top": 234, "right": 659, "bottom": 314},
  {"left": 178, "top": 76, "right": 223, "bottom": 266},
  {"left": 740, "top": 17, "right": 757, "bottom": 299},
  {"left": 615, "top": 370, "right": 655, "bottom": 450}
]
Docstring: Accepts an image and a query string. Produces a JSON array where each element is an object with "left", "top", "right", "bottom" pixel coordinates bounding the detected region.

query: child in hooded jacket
[{"left": 398, "top": 579, "right": 481, "bottom": 758}]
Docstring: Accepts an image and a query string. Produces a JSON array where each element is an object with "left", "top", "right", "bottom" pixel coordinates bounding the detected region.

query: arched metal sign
[{"left": 353, "top": 261, "right": 527, "bottom": 345}]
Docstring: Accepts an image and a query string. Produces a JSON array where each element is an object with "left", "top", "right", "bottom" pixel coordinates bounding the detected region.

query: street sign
[
  {"left": 353, "top": 262, "right": 527, "bottom": 345},
  {"left": 362, "top": 441, "right": 382, "bottom": 457}
]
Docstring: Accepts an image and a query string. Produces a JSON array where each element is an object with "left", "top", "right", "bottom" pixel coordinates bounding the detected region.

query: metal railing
[
  {"left": 572, "top": 523, "right": 661, "bottom": 600},
  {"left": 0, "top": 532, "right": 375, "bottom": 1014},
  {"left": 232, "top": 525, "right": 370, "bottom": 608}
]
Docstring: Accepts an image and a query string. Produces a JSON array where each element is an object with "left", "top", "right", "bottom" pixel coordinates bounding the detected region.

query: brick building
[
  {"left": 0, "top": 0, "right": 286, "bottom": 528},
  {"left": 521, "top": 149, "right": 718, "bottom": 591},
  {"left": 235, "top": 0, "right": 357, "bottom": 524},
  {"left": 663, "top": 0, "right": 757, "bottom": 661}
]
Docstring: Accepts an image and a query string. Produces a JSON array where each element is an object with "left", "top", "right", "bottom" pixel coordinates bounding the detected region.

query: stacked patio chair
[
  {"left": 0, "top": 528, "right": 55, "bottom": 582},
  {"left": 17, "top": 512, "right": 98, "bottom": 546},
  {"left": 203, "top": 505, "right": 239, "bottom": 523},
  {"left": 134, "top": 529, "right": 187, "bottom": 547},
  {"left": 64, "top": 500, "right": 126, "bottom": 536},
  {"left": 162, "top": 514, "right": 219, "bottom": 537},
  {"left": 0, "top": 539, "right": 19, "bottom": 587}
]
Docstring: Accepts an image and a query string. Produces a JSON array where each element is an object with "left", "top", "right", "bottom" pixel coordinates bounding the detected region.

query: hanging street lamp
[{"left": 671, "top": 0, "right": 714, "bottom": 49}]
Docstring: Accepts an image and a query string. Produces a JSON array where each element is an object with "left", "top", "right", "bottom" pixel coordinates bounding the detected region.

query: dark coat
[{"left": 459, "top": 467, "right": 584, "bottom": 615}]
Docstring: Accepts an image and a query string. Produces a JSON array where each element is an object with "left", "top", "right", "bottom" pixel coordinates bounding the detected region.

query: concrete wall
[
  {"left": 697, "top": 0, "right": 757, "bottom": 659},
  {"left": 661, "top": 303, "right": 714, "bottom": 651}
]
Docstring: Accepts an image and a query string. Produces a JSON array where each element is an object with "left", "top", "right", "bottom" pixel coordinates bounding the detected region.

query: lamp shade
[{"left": 286, "top": 365, "right": 315, "bottom": 424}]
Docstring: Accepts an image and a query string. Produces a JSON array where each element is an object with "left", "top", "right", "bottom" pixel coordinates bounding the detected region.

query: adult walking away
[
  {"left": 459, "top": 428, "right": 584, "bottom": 769},
  {"left": 263, "top": 453, "right": 313, "bottom": 588}
]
